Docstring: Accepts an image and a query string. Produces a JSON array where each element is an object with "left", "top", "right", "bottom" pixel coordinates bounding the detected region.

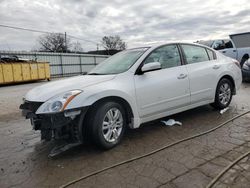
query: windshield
[
  {"left": 89, "top": 48, "right": 148, "bottom": 75},
  {"left": 198, "top": 40, "right": 214, "bottom": 47}
]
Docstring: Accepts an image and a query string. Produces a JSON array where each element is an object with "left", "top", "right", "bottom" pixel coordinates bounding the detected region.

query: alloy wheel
[
  {"left": 102, "top": 108, "right": 123, "bottom": 143},
  {"left": 219, "top": 83, "right": 231, "bottom": 105}
]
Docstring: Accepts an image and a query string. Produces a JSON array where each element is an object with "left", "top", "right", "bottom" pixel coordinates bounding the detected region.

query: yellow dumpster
[{"left": 0, "top": 61, "right": 50, "bottom": 85}]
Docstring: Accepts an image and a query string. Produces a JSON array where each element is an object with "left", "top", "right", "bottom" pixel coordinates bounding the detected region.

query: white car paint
[
  {"left": 24, "top": 42, "right": 242, "bottom": 129},
  {"left": 134, "top": 65, "right": 190, "bottom": 118},
  {"left": 25, "top": 75, "right": 116, "bottom": 102}
]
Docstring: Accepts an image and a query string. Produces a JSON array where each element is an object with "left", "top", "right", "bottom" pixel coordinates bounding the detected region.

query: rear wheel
[
  {"left": 211, "top": 78, "right": 233, "bottom": 110},
  {"left": 87, "top": 101, "right": 126, "bottom": 149}
]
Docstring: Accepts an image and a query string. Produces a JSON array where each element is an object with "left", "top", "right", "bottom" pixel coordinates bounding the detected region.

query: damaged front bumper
[{"left": 20, "top": 101, "right": 88, "bottom": 144}]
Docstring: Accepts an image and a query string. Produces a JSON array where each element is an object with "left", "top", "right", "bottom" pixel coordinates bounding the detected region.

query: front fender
[{"left": 65, "top": 88, "right": 141, "bottom": 128}]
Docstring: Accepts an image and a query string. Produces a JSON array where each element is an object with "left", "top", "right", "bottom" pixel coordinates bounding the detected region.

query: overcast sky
[{"left": 0, "top": 0, "right": 250, "bottom": 51}]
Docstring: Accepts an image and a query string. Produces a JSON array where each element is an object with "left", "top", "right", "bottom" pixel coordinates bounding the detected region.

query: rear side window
[
  {"left": 206, "top": 49, "right": 215, "bottom": 60},
  {"left": 181, "top": 45, "right": 209, "bottom": 64}
]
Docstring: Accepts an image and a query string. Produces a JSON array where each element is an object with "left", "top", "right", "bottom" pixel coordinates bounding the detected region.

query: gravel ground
[{"left": 0, "top": 79, "right": 250, "bottom": 188}]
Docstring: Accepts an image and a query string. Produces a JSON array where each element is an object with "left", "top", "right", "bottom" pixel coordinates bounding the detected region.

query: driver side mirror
[{"left": 141, "top": 62, "right": 161, "bottom": 73}]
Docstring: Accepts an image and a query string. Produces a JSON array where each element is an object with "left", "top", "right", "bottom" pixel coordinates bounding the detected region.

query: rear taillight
[{"left": 232, "top": 60, "right": 241, "bottom": 68}]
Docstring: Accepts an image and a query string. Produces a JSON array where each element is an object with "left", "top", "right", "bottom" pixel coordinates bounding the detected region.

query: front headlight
[{"left": 36, "top": 90, "right": 82, "bottom": 114}]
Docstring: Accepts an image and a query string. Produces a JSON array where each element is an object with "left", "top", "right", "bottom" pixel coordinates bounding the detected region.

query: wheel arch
[
  {"left": 218, "top": 75, "right": 236, "bottom": 95},
  {"left": 240, "top": 54, "right": 249, "bottom": 66},
  {"left": 78, "top": 95, "right": 137, "bottom": 143},
  {"left": 91, "top": 96, "right": 134, "bottom": 126}
]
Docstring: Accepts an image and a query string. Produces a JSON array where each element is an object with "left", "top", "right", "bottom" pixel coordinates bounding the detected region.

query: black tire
[
  {"left": 211, "top": 78, "right": 233, "bottom": 110},
  {"left": 87, "top": 101, "right": 126, "bottom": 149}
]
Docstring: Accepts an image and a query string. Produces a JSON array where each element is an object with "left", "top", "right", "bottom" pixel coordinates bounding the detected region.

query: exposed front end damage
[{"left": 20, "top": 101, "right": 87, "bottom": 157}]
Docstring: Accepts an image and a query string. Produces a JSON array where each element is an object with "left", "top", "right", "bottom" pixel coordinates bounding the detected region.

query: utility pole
[
  {"left": 64, "top": 32, "right": 67, "bottom": 53},
  {"left": 96, "top": 44, "right": 99, "bottom": 51}
]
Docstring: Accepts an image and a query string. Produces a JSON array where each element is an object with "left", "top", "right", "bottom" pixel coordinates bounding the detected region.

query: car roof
[
  {"left": 140, "top": 42, "right": 210, "bottom": 48},
  {"left": 127, "top": 42, "right": 216, "bottom": 52}
]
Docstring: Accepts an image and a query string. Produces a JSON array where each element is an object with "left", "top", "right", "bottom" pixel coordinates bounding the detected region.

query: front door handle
[
  {"left": 177, "top": 73, "right": 187, "bottom": 79},
  {"left": 213, "top": 65, "right": 221, "bottom": 69}
]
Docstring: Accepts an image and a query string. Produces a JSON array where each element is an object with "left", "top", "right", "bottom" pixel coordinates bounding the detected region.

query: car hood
[{"left": 25, "top": 75, "right": 116, "bottom": 102}]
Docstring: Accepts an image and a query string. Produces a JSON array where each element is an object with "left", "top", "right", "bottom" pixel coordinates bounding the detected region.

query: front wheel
[
  {"left": 89, "top": 101, "right": 126, "bottom": 149},
  {"left": 211, "top": 78, "right": 233, "bottom": 110}
]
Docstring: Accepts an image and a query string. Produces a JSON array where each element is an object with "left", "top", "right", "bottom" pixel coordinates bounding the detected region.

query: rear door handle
[
  {"left": 213, "top": 65, "right": 221, "bottom": 69},
  {"left": 177, "top": 73, "right": 187, "bottom": 79},
  {"left": 233, "top": 50, "right": 237, "bottom": 52},
  {"left": 222, "top": 51, "right": 226, "bottom": 53}
]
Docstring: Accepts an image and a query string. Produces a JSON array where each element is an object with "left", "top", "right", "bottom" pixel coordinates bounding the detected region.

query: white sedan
[{"left": 20, "top": 42, "right": 242, "bottom": 151}]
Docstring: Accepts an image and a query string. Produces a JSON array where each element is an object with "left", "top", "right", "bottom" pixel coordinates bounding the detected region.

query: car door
[
  {"left": 220, "top": 40, "right": 237, "bottom": 59},
  {"left": 134, "top": 44, "right": 190, "bottom": 118},
  {"left": 180, "top": 44, "right": 220, "bottom": 104}
]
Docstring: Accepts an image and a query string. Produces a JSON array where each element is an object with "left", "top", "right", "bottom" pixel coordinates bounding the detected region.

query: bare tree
[
  {"left": 71, "top": 41, "right": 83, "bottom": 53},
  {"left": 101, "top": 35, "right": 127, "bottom": 51},
  {"left": 38, "top": 33, "right": 70, "bottom": 52}
]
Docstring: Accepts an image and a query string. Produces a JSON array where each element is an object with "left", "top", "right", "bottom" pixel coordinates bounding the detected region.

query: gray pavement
[{"left": 0, "top": 80, "right": 250, "bottom": 188}]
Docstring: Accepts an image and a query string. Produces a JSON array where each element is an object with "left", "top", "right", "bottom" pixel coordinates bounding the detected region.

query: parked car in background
[
  {"left": 198, "top": 32, "right": 250, "bottom": 81},
  {"left": 242, "top": 59, "right": 250, "bottom": 81},
  {"left": 20, "top": 42, "right": 242, "bottom": 155}
]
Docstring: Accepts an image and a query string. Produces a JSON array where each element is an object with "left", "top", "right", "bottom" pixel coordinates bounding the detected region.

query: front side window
[
  {"left": 181, "top": 45, "right": 209, "bottom": 64},
  {"left": 224, "top": 40, "right": 233, "bottom": 48},
  {"left": 213, "top": 40, "right": 225, "bottom": 50},
  {"left": 144, "top": 45, "right": 181, "bottom": 69}
]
